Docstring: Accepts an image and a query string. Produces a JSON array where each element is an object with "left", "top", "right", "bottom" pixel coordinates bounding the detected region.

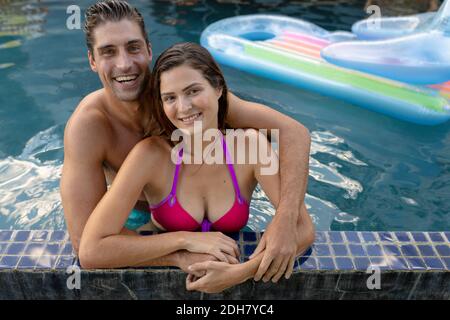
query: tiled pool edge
[{"left": 0, "top": 230, "right": 448, "bottom": 300}]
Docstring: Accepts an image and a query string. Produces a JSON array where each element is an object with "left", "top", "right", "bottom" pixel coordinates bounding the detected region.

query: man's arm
[
  {"left": 227, "top": 92, "right": 310, "bottom": 218},
  {"left": 226, "top": 92, "right": 312, "bottom": 281}
]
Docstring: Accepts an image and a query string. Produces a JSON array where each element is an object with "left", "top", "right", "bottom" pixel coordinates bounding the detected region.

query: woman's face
[{"left": 159, "top": 64, "right": 222, "bottom": 135}]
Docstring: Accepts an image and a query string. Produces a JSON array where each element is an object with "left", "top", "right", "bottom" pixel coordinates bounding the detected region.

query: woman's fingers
[
  {"left": 225, "top": 253, "right": 240, "bottom": 264},
  {"left": 210, "top": 249, "right": 229, "bottom": 263}
]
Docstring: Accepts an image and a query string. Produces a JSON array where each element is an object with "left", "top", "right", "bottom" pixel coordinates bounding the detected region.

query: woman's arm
[
  {"left": 227, "top": 93, "right": 311, "bottom": 281},
  {"left": 79, "top": 138, "right": 239, "bottom": 269}
]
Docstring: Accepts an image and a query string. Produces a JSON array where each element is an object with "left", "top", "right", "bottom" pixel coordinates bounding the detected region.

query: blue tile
[
  {"left": 13, "top": 231, "right": 30, "bottom": 242},
  {"left": 0, "top": 255, "right": 20, "bottom": 269},
  {"left": 360, "top": 232, "right": 377, "bottom": 242},
  {"left": 0, "top": 231, "right": 13, "bottom": 242},
  {"left": 411, "top": 232, "right": 428, "bottom": 242},
  {"left": 428, "top": 232, "right": 445, "bottom": 242},
  {"left": 401, "top": 245, "right": 420, "bottom": 257},
  {"left": 242, "top": 232, "right": 257, "bottom": 242},
  {"left": 328, "top": 232, "right": 344, "bottom": 243},
  {"left": 332, "top": 244, "right": 349, "bottom": 256},
  {"left": 314, "top": 232, "right": 327, "bottom": 243},
  {"left": 383, "top": 244, "right": 401, "bottom": 256},
  {"left": 17, "top": 256, "right": 39, "bottom": 269},
  {"left": 36, "top": 255, "right": 58, "bottom": 269},
  {"left": 44, "top": 243, "right": 61, "bottom": 255},
  {"left": 0, "top": 243, "right": 7, "bottom": 255},
  {"left": 424, "top": 258, "right": 445, "bottom": 270},
  {"left": 395, "top": 232, "right": 411, "bottom": 242},
  {"left": 348, "top": 244, "right": 366, "bottom": 256},
  {"left": 30, "top": 231, "right": 49, "bottom": 242},
  {"left": 61, "top": 243, "right": 74, "bottom": 256},
  {"left": 313, "top": 244, "right": 331, "bottom": 256},
  {"left": 387, "top": 257, "right": 409, "bottom": 270},
  {"left": 243, "top": 244, "right": 257, "bottom": 256},
  {"left": 335, "top": 257, "right": 354, "bottom": 270},
  {"left": 24, "top": 243, "right": 46, "bottom": 256},
  {"left": 49, "top": 231, "right": 67, "bottom": 242},
  {"left": 369, "top": 257, "right": 391, "bottom": 270},
  {"left": 444, "top": 232, "right": 450, "bottom": 243},
  {"left": 442, "top": 258, "right": 450, "bottom": 269},
  {"left": 298, "top": 256, "right": 317, "bottom": 270},
  {"left": 6, "top": 243, "right": 26, "bottom": 255},
  {"left": 434, "top": 245, "right": 450, "bottom": 257},
  {"left": 365, "top": 244, "right": 384, "bottom": 256},
  {"left": 344, "top": 232, "right": 361, "bottom": 243},
  {"left": 417, "top": 245, "right": 436, "bottom": 257},
  {"left": 302, "top": 247, "right": 313, "bottom": 258},
  {"left": 354, "top": 257, "right": 371, "bottom": 270},
  {"left": 55, "top": 256, "right": 75, "bottom": 269},
  {"left": 406, "top": 257, "right": 427, "bottom": 270},
  {"left": 226, "top": 232, "right": 240, "bottom": 241},
  {"left": 378, "top": 232, "right": 394, "bottom": 242},
  {"left": 317, "top": 257, "right": 335, "bottom": 270}
]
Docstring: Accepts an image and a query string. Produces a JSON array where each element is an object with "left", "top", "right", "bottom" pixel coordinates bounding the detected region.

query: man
[{"left": 60, "top": 0, "right": 314, "bottom": 287}]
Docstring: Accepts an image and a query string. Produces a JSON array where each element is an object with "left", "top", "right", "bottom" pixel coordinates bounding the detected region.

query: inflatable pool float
[
  {"left": 352, "top": 0, "right": 449, "bottom": 40},
  {"left": 200, "top": 15, "right": 450, "bottom": 125},
  {"left": 321, "top": 31, "right": 450, "bottom": 85}
]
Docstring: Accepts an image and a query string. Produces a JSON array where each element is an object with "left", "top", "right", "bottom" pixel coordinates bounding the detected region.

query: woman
[{"left": 79, "top": 42, "right": 312, "bottom": 291}]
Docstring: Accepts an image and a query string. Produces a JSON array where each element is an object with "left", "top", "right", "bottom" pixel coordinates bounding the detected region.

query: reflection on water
[
  {"left": 0, "top": 0, "right": 47, "bottom": 38},
  {"left": 0, "top": 126, "right": 64, "bottom": 230}
]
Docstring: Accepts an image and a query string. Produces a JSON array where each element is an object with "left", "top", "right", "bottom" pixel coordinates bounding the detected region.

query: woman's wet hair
[{"left": 141, "top": 42, "right": 229, "bottom": 140}]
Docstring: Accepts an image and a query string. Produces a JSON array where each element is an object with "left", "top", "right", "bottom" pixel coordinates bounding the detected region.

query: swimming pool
[{"left": 0, "top": 0, "right": 448, "bottom": 232}]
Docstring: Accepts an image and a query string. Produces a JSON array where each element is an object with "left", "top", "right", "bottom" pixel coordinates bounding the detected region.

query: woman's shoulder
[{"left": 128, "top": 136, "right": 172, "bottom": 164}]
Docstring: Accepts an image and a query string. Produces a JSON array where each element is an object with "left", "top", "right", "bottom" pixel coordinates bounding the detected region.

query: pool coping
[{"left": 0, "top": 230, "right": 448, "bottom": 299}]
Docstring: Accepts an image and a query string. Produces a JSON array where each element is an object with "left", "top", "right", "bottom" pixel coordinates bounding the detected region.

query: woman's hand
[
  {"left": 185, "top": 261, "right": 244, "bottom": 293},
  {"left": 182, "top": 232, "right": 240, "bottom": 263}
]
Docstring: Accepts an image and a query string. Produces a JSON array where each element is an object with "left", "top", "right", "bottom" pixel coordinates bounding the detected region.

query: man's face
[{"left": 88, "top": 19, "right": 152, "bottom": 102}]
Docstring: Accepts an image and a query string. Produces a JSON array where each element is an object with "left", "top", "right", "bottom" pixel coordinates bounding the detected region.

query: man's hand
[
  {"left": 250, "top": 203, "right": 315, "bottom": 283},
  {"left": 185, "top": 261, "right": 243, "bottom": 294},
  {"left": 250, "top": 212, "right": 298, "bottom": 283}
]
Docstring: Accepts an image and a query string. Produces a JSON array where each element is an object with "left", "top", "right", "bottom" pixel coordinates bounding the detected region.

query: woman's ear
[{"left": 216, "top": 86, "right": 223, "bottom": 99}]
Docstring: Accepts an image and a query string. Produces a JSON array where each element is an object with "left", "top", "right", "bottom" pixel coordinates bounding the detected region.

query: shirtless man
[{"left": 60, "top": 0, "right": 314, "bottom": 284}]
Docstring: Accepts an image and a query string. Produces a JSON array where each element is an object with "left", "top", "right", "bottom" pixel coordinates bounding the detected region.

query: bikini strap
[
  {"left": 221, "top": 134, "right": 244, "bottom": 204},
  {"left": 169, "top": 147, "right": 183, "bottom": 197}
]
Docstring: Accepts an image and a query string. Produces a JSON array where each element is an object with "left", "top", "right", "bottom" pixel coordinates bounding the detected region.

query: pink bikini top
[{"left": 150, "top": 134, "right": 250, "bottom": 233}]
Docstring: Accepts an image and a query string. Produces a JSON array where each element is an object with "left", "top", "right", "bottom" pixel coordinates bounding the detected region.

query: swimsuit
[{"left": 150, "top": 134, "right": 250, "bottom": 232}]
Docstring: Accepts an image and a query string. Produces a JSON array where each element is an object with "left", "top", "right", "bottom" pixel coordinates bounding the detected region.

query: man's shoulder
[
  {"left": 64, "top": 90, "right": 112, "bottom": 156},
  {"left": 66, "top": 89, "right": 111, "bottom": 136}
]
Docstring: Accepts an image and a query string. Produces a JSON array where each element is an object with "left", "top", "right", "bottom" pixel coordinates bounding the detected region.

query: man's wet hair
[{"left": 84, "top": 0, "right": 149, "bottom": 55}]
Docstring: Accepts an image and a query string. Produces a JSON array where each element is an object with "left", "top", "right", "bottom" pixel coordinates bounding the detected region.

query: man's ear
[{"left": 88, "top": 50, "right": 97, "bottom": 72}]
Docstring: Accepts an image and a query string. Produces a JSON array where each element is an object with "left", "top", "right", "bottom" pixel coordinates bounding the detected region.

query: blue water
[{"left": 0, "top": 0, "right": 448, "bottom": 231}]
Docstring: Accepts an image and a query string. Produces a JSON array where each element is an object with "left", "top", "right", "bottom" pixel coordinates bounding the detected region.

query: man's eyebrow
[
  {"left": 97, "top": 39, "right": 144, "bottom": 51},
  {"left": 161, "top": 83, "right": 202, "bottom": 96}
]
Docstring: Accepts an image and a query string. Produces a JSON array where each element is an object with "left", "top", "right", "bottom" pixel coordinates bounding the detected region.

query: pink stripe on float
[
  {"left": 265, "top": 40, "right": 322, "bottom": 59},
  {"left": 280, "top": 37, "right": 324, "bottom": 52},
  {"left": 283, "top": 31, "right": 330, "bottom": 46}
]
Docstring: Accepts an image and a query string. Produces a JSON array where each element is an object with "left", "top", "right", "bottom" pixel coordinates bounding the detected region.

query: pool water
[{"left": 0, "top": 0, "right": 448, "bottom": 231}]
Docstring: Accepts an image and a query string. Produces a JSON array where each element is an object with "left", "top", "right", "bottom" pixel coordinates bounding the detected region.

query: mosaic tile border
[{"left": 0, "top": 230, "right": 448, "bottom": 271}]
